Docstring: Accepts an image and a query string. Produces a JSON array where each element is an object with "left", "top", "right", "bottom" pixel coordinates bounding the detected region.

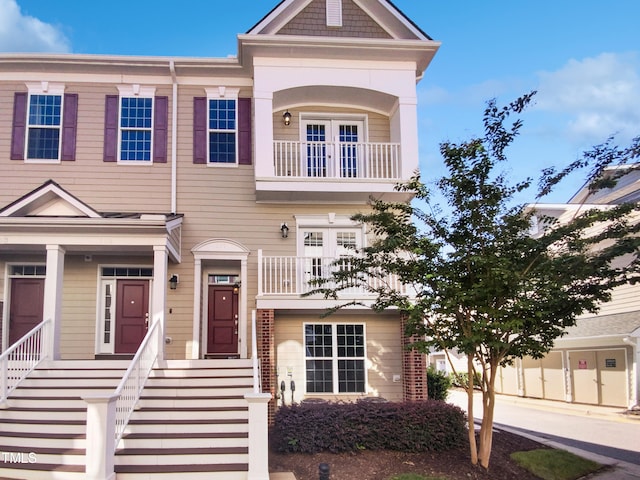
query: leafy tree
[{"left": 311, "top": 92, "right": 640, "bottom": 469}]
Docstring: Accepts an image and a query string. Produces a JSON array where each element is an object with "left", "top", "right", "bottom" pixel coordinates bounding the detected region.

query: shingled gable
[
  {"left": 0, "top": 180, "right": 101, "bottom": 218},
  {"left": 247, "top": 0, "right": 431, "bottom": 41}
]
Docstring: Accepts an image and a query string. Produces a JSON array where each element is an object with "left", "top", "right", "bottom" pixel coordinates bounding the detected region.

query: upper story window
[
  {"left": 209, "top": 98, "right": 237, "bottom": 164},
  {"left": 193, "top": 88, "right": 252, "bottom": 166},
  {"left": 120, "top": 96, "right": 153, "bottom": 161},
  {"left": 103, "top": 86, "right": 168, "bottom": 164},
  {"left": 27, "top": 93, "right": 62, "bottom": 160},
  {"left": 206, "top": 87, "right": 239, "bottom": 165},
  {"left": 117, "top": 85, "right": 154, "bottom": 163},
  {"left": 10, "top": 82, "right": 78, "bottom": 163}
]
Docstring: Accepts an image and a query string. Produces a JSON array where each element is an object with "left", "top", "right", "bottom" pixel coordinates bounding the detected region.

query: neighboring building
[
  {"left": 495, "top": 167, "right": 640, "bottom": 409},
  {"left": 0, "top": 1, "right": 440, "bottom": 477}
]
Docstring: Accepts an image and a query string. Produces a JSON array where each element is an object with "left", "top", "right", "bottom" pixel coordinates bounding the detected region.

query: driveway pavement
[{"left": 447, "top": 389, "right": 640, "bottom": 479}]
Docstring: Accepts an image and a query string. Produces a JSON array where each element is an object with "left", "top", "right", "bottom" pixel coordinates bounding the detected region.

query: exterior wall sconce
[
  {"left": 280, "top": 223, "right": 289, "bottom": 238},
  {"left": 233, "top": 282, "right": 240, "bottom": 294},
  {"left": 283, "top": 110, "right": 292, "bottom": 126},
  {"left": 169, "top": 274, "right": 179, "bottom": 290}
]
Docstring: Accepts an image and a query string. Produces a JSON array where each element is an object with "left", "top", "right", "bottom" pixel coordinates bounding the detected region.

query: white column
[
  {"left": 191, "top": 258, "right": 202, "bottom": 359},
  {"left": 253, "top": 91, "right": 274, "bottom": 178},
  {"left": 83, "top": 394, "right": 118, "bottom": 480},
  {"left": 152, "top": 245, "right": 168, "bottom": 361},
  {"left": 44, "top": 245, "right": 65, "bottom": 360},
  {"left": 391, "top": 97, "right": 419, "bottom": 179},
  {"left": 245, "top": 392, "right": 272, "bottom": 480},
  {"left": 240, "top": 256, "right": 248, "bottom": 359}
]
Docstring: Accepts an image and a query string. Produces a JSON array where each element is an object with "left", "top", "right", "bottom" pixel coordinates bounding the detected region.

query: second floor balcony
[{"left": 256, "top": 250, "right": 414, "bottom": 310}]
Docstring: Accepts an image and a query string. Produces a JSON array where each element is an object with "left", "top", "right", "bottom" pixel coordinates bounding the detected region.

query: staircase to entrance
[{"left": 0, "top": 358, "right": 256, "bottom": 479}]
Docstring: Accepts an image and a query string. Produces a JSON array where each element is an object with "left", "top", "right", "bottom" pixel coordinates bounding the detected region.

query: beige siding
[
  {"left": 273, "top": 106, "right": 390, "bottom": 143},
  {"left": 591, "top": 283, "right": 640, "bottom": 316},
  {"left": 274, "top": 312, "right": 403, "bottom": 404},
  {"left": 0, "top": 82, "right": 172, "bottom": 213}
]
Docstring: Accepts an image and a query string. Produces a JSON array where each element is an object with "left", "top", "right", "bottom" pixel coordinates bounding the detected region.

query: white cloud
[
  {"left": 535, "top": 53, "right": 640, "bottom": 143},
  {"left": 0, "top": 0, "right": 70, "bottom": 53}
]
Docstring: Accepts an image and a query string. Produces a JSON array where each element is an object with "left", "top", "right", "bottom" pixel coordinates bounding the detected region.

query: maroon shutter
[
  {"left": 193, "top": 97, "right": 207, "bottom": 164},
  {"left": 103, "top": 95, "right": 119, "bottom": 162},
  {"left": 11, "top": 92, "right": 27, "bottom": 160},
  {"left": 238, "top": 97, "right": 252, "bottom": 165},
  {"left": 153, "top": 96, "right": 168, "bottom": 163},
  {"left": 61, "top": 93, "right": 78, "bottom": 161}
]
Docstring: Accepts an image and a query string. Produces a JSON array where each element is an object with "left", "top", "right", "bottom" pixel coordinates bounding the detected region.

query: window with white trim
[
  {"left": 25, "top": 83, "right": 65, "bottom": 161},
  {"left": 117, "top": 85, "right": 155, "bottom": 162},
  {"left": 207, "top": 87, "right": 239, "bottom": 165},
  {"left": 305, "top": 323, "right": 366, "bottom": 393}
]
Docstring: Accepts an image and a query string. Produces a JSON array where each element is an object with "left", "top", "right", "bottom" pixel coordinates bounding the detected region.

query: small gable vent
[{"left": 326, "top": 0, "right": 343, "bottom": 27}]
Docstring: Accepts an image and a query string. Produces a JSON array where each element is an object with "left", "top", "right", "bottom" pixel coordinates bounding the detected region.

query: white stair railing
[
  {"left": 113, "top": 314, "right": 162, "bottom": 449},
  {"left": 0, "top": 318, "right": 51, "bottom": 406}
]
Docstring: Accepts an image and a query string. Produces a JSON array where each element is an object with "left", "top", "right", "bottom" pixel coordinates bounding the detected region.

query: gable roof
[
  {"left": 562, "top": 311, "right": 640, "bottom": 339},
  {"left": 0, "top": 180, "right": 102, "bottom": 218},
  {"left": 247, "top": 0, "right": 432, "bottom": 41}
]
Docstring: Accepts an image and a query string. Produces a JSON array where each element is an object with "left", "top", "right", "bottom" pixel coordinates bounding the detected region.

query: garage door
[{"left": 522, "top": 352, "right": 565, "bottom": 401}]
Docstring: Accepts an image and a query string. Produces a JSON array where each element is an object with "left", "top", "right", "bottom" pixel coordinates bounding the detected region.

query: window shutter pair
[
  {"left": 11, "top": 92, "right": 78, "bottom": 161},
  {"left": 192, "top": 97, "right": 252, "bottom": 165},
  {"left": 103, "top": 95, "right": 168, "bottom": 163}
]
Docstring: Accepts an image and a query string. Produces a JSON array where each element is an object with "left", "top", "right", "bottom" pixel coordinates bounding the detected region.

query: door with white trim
[{"left": 302, "top": 119, "right": 364, "bottom": 178}]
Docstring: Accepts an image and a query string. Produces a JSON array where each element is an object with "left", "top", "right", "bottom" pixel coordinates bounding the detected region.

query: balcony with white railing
[
  {"left": 256, "top": 140, "right": 411, "bottom": 203},
  {"left": 257, "top": 250, "right": 412, "bottom": 309}
]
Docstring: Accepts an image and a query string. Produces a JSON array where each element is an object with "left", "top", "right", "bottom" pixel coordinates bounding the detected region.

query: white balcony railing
[
  {"left": 273, "top": 140, "right": 401, "bottom": 179},
  {"left": 258, "top": 251, "right": 410, "bottom": 297}
]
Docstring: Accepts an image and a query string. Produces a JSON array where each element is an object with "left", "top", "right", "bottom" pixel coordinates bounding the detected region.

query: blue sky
[{"left": 1, "top": 0, "right": 639, "bottom": 203}]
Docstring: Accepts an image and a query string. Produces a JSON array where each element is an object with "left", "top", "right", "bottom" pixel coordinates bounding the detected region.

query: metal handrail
[
  {"left": 112, "top": 315, "right": 162, "bottom": 449},
  {"left": 0, "top": 318, "right": 51, "bottom": 404}
]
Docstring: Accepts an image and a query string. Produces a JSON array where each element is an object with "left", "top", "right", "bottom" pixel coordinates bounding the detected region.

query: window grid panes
[
  {"left": 120, "top": 97, "right": 152, "bottom": 161},
  {"left": 209, "top": 99, "right": 237, "bottom": 164},
  {"left": 27, "top": 94, "right": 62, "bottom": 160},
  {"left": 339, "top": 124, "right": 359, "bottom": 178},
  {"left": 305, "top": 323, "right": 365, "bottom": 394}
]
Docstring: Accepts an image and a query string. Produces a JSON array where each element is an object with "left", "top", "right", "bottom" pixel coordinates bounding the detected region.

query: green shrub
[
  {"left": 450, "top": 371, "right": 482, "bottom": 389},
  {"left": 271, "top": 400, "right": 465, "bottom": 454},
  {"left": 427, "top": 367, "right": 451, "bottom": 401}
]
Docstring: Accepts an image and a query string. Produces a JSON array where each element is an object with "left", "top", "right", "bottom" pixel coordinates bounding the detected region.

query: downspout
[
  {"left": 169, "top": 60, "right": 178, "bottom": 214},
  {"left": 623, "top": 336, "right": 639, "bottom": 409}
]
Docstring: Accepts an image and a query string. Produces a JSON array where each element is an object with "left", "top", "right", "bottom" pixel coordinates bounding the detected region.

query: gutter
[{"left": 169, "top": 60, "right": 178, "bottom": 214}]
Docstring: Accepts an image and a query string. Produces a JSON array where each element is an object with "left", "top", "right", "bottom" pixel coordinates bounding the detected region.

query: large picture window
[{"left": 305, "top": 323, "right": 366, "bottom": 394}]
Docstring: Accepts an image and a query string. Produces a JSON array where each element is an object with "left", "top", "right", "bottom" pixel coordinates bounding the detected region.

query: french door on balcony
[
  {"left": 300, "top": 228, "right": 362, "bottom": 292},
  {"left": 303, "top": 120, "right": 364, "bottom": 178}
]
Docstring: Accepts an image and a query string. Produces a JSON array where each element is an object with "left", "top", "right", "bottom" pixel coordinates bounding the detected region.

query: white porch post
[
  {"left": 44, "top": 245, "right": 65, "bottom": 360},
  {"left": 253, "top": 91, "right": 275, "bottom": 178},
  {"left": 83, "top": 394, "right": 118, "bottom": 480},
  {"left": 191, "top": 258, "right": 202, "bottom": 359},
  {"left": 391, "top": 97, "right": 419, "bottom": 179},
  {"left": 244, "top": 392, "right": 272, "bottom": 480},
  {"left": 152, "top": 245, "right": 168, "bottom": 361}
]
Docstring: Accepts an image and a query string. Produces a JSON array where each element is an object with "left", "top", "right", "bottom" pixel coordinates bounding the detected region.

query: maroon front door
[
  {"left": 115, "top": 279, "right": 149, "bottom": 354},
  {"left": 207, "top": 285, "right": 238, "bottom": 356},
  {"left": 9, "top": 278, "right": 45, "bottom": 345}
]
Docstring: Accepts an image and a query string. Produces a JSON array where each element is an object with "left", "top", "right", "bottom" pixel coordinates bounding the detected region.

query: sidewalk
[{"left": 449, "top": 390, "right": 640, "bottom": 479}]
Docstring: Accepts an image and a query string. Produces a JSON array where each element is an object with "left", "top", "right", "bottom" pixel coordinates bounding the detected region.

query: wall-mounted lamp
[
  {"left": 169, "top": 274, "right": 179, "bottom": 290},
  {"left": 280, "top": 223, "right": 289, "bottom": 239},
  {"left": 233, "top": 282, "right": 241, "bottom": 294},
  {"left": 283, "top": 110, "right": 292, "bottom": 126}
]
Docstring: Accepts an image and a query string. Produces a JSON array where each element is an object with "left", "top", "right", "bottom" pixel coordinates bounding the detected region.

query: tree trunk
[
  {"left": 477, "top": 362, "right": 498, "bottom": 469},
  {"left": 466, "top": 355, "right": 478, "bottom": 465}
]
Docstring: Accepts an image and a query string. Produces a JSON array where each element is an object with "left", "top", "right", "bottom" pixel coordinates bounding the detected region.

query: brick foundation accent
[
  {"left": 401, "top": 314, "right": 427, "bottom": 401},
  {"left": 257, "top": 308, "right": 276, "bottom": 424}
]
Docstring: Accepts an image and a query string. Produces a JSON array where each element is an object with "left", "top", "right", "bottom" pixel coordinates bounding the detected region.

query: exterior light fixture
[
  {"left": 280, "top": 223, "right": 289, "bottom": 238},
  {"left": 283, "top": 110, "right": 292, "bottom": 126},
  {"left": 169, "top": 274, "right": 179, "bottom": 290}
]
